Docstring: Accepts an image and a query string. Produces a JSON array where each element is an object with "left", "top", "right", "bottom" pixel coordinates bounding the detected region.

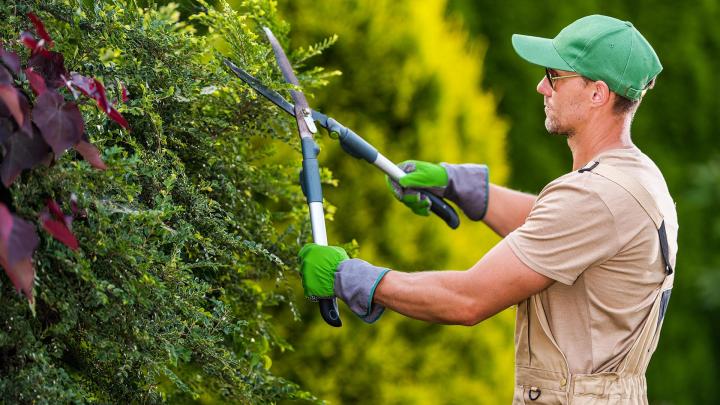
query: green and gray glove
[
  {"left": 299, "top": 243, "right": 389, "bottom": 323},
  {"left": 299, "top": 243, "right": 349, "bottom": 299},
  {"left": 386, "top": 160, "right": 490, "bottom": 220},
  {"left": 385, "top": 160, "right": 449, "bottom": 216}
]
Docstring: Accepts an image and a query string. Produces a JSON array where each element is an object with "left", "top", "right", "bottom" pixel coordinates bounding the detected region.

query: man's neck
[{"left": 567, "top": 112, "right": 634, "bottom": 170}]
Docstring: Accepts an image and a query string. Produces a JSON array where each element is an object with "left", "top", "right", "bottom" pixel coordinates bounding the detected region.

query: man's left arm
[
  {"left": 299, "top": 241, "right": 554, "bottom": 325},
  {"left": 373, "top": 240, "right": 554, "bottom": 325}
]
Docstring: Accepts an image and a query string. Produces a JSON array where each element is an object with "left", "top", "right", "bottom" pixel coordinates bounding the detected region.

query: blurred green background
[{"left": 254, "top": 0, "right": 718, "bottom": 403}]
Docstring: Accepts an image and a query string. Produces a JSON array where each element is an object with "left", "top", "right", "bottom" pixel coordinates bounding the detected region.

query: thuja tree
[{"left": 0, "top": 0, "right": 334, "bottom": 402}]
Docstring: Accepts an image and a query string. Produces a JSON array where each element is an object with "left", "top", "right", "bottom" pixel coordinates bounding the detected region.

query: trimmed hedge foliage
[{"left": 0, "top": 0, "right": 330, "bottom": 402}]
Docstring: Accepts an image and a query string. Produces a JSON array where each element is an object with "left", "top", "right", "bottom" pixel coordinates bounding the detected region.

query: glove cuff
[
  {"left": 334, "top": 259, "right": 390, "bottom": 323},
  {"left": 440, "top": 163, "right": 489, "bottom": 220}
]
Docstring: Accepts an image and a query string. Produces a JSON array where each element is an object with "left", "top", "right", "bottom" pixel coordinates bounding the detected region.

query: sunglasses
[{"left": 545, "top": 68, "right": 581, "bottom": 90}]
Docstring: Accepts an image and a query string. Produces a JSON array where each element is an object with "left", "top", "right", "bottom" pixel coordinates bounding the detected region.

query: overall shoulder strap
[{"left": 578, "top": 161, "right": 674, "bottom": 275}]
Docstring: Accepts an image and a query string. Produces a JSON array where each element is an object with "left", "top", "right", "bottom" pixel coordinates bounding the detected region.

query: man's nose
[{"left": 537, "top": 76, "right": 552, "bottom": 96}]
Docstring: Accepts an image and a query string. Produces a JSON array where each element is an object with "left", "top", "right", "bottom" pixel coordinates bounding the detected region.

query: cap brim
[{"left": 512, "top": 34, "right": 574, "bottom": 71}]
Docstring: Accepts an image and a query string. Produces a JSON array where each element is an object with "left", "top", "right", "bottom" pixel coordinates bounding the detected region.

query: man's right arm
[
  {"left": 442, "top": 163, "right": 537, "bottom": 236},
  {"left": 483, "top": 184, "right": 537, "bottom": 237},
  {"left": 387, "top": 161, "right": 537, "bottom": 237}
]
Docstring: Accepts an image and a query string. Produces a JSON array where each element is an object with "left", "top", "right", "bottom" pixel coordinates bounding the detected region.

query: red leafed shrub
[
  {"left": 0, "top": 12, "right": 128, "bottom": 305},
  {"left": 39, "top": 198, "right": 79, "bottom": 251}
]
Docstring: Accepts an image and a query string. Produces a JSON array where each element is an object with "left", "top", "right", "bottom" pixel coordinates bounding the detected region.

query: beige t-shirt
[{"left": 506, "top": 146, "right": 678, "bottom": 373}]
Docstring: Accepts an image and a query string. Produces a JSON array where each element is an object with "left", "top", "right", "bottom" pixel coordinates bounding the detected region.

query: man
[{"left": 299, "top": 15, "right": 677, "bottom": 404}]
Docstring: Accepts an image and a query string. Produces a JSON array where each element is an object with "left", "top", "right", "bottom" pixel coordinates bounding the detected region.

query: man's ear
[{"left": 591, "top": 80, "right": 611, "bottom": 106}]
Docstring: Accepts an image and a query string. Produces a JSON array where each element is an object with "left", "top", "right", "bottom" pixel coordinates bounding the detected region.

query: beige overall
[{"left": 513, "top": 162, "right": 674, "bottom": 404}]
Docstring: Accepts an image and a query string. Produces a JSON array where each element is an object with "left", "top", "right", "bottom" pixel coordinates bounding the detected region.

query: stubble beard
[{"left": 545, "top": 113, "right": 573, "bottom": 138}]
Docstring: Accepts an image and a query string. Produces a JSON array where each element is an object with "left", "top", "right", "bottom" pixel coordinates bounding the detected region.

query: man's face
[{"left": 536, "top": 68, "right": 590, "bottom": 137}]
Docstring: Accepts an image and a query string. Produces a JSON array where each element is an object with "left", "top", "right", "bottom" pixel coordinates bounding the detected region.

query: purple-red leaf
[
  {"left": 70, "top": 193, "right": 79, "bottom": 216},
  {"left": 70, "top": 73, "right": 109, "bottom": 111},
  {"left": 40, "top": 200, "right": 78, "bottom": 251},
  {"left": 70, "top": 73, "right": 129, "bottom": 129},
  {"left": 16, "top": 91, "right": 32, "bottom": 136},
  {"left": 49, "top": 199, "right": 72, "bottom": 230},
  {"left": 74, "top": 140, "right": 107, "bottom": 169},
  {"left": 0, "top": 84, "right": 25, "bottom": 126},
  {"left": 33, "top": 90, "right": 84, "bottom": 156},
  {"left": 25, "top": 67, "right": 47, "bottom": 96},
  {"left": 0, "top": 65, "right": 13, "bottom": 85},
  {"left": 106, "top": 107, "right": 129, "bottom": 129},
  {"left": 4, "top": 257, "right": 34, "bottom": 304},
  {"left": 40, "top": 218, "right": 78, "bottom": 250},
  {"left": 47, "top": 199, "right": 64, "bottom": 221},
  {"left": 0, "top": 86, "right": 32, "bottom": 135},
  {"left": 121, "top": 84, "right": 129, "bottom": 103},
  {"left": 27, "top": 13, "right": 53, "bottom": 48},
  {"left": 94, "top": 79, "right": 109, "bottom": 113},
  {"left": 0, "top": 118, "right": 13, "bottom": 144},
  {"left": 0, "top": 127, "right": 52, "bottom": 187},
  {"left": 0, "top": 47, "right": 21, "bottom": 75},
  {"left": 0, "top": 203, "right": 10, "bottom": 240},
  {"left": 0, "top": 203, "right": 39, "bottom": 304},
  {"left": 68, "top": 193, "right": 87, "bottom": 220},
  {"left": 20, "top": 32, "right": 40, "bottom": 52},
  {"left": 28, "top": 49, "right": 66, "bottom": 89},
  {"left": 7, "top": 211, "right": 40, "bottom": 266},
  {"left": 68, "top": 74, "right": 95, "bottom": 98}
]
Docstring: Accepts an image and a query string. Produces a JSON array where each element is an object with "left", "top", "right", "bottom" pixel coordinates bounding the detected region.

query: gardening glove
[
  {"left": 386, "top": 160, "right": 490, "bottom": 220},
  {"left": 299, "top": 243, "right": 390, "bottom": 323},
  {"left": 385, "top": 160, "right": 449, "bottom": 216}
]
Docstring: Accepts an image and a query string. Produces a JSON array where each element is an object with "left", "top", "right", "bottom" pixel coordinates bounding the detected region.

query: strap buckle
[{"left": 578, "top": 160, "right": 600, "bottom": 173}]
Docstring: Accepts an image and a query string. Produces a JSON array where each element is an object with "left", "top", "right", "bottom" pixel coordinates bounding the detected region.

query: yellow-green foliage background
[{"left": 251, "top": 0, "right": 515, "bottom": 403}]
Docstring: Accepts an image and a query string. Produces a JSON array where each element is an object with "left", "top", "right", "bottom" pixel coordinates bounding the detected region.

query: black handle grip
[
  {"left": 319, "top": 298, "right": 342, "bottom": 327},
  {"left": 424, "top": 191, "right": 460, "bottom": 229}
]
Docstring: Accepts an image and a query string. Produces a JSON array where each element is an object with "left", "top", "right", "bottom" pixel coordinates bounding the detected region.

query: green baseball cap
[{"left": 512, "top": 15, "right": 662, "bottom": 100}]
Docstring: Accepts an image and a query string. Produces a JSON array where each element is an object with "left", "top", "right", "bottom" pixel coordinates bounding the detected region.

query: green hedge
[{"left": 0, "top": 0, "right": 327, "bottom": 402}]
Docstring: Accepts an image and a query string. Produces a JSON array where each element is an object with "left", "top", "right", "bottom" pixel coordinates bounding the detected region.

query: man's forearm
[
  {"left": 483, "top": 184, "right": 536, "bottom": 237},
  {"left": 370, "top": 242, "right": 554, "bottom": 326},
  {"left": 373, "top": 270, "right": 485, "bottom": 325}
]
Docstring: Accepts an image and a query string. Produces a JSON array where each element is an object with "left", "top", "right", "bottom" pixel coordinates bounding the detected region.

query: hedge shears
[{"left": 225, "top": 28, "right": 460, "bottom": 327}]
